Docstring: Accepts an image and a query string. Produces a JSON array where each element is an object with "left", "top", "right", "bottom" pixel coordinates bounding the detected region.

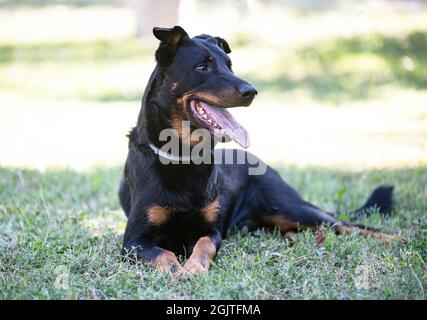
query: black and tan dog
[{"left": 119, "top": 26, "right": 401, "bottom": 276}]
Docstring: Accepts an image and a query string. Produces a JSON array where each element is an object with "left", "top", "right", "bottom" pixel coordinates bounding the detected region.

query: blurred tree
[{"left": 130, "top": 0, "right": 181, "bottom": 37}]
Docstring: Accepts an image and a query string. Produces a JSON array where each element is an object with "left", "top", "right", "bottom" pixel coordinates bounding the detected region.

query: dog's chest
[
  {"left": 148, "top": 197, "right": 220, "bottom": 229},
  {"left": 150, "top": 201, "right": 220, "bottom": 255}
]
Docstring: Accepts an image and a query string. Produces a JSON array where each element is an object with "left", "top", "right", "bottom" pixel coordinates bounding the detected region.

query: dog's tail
[
  {"left": 334, "top": 185, "right": 402, "bottom": 243},
  {"left": 352, "top": 185, "right": 394, "bottom": 216}
]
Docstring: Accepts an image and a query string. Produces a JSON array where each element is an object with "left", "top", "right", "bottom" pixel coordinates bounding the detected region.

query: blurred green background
[
  {"left": 1, "top": 0, "right": 427, "bottom": 300},
  {"left": 0, "top": 0, "right": 426, "bottom": 170}
]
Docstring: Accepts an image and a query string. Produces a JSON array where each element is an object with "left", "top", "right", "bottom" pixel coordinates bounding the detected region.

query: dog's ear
[
  {"left": 153, "top": 26, "right": 189, "bottom": 67},
  {"left": 153, "top": 26, "right": 188, "bottom": 45},
  {"left": 215, "top": 37, "right": 231, "bottom": 54}
]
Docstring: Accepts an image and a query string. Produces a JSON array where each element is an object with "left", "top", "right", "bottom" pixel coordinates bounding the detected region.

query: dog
[{"left": 118, "top": 26, "right": 401, "bottom": 276}]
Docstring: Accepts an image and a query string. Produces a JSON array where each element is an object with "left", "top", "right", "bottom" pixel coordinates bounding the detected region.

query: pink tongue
[{"left": 199, "top": 101, "right": 250, "bottom": 149}]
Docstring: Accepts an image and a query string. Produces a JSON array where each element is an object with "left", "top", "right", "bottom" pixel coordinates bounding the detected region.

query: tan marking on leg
[
  {"left": 336, "top": 225, "right": 405, "bottom": 244},
  {"left": 314, "top": 227, "right": 327, "bottom": 246},
  {"left": 283, "top": 230, "right": 297, "bottom": 244},
  {"left": 182, "top": 236, "right": 216, "bottom": 275},
  {"left": 262, "top": 215, "right": 313, "bottom": 232},
  {"left": 153, "top": 250, "right": 183, "bottom": 276},
  {"left": 201, "top": 199, "right": 220, "bottom": 223},
  {"left": 147, "top": 205, "right": 171, "bottom": 225}
]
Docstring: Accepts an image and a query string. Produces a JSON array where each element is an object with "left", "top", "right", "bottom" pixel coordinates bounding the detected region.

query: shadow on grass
[
  {"left": 245, "top": 31, "right": 427, "bottom": 103},
  {"left": 1, "top": 163, "right": 426, "bottom": 256},
  {"left": 0, "top": 163, "right": 425, "bottom": 299},
  {"left": 1, "top": 163, "right": 426, "bottom": 219}
]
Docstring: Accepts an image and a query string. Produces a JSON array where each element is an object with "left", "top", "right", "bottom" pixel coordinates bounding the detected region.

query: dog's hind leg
[
  {"left": 334, "top": 222, "right": 403, "bottom": 243},
  {"left": 248, "top": 166, "right": 403, "bottom": 243}
]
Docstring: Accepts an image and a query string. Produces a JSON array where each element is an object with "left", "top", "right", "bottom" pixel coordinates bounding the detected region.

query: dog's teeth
[
  {"left": 202, "top": 114, "right": 208, "bottom": 119},
  {"left": 207, "top": 119, "right": 213, "bottom": 125}
]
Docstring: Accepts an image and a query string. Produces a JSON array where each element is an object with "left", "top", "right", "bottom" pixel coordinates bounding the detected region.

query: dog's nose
[{"left": 238, "top": 85, "right": 258, "bottom": 100}]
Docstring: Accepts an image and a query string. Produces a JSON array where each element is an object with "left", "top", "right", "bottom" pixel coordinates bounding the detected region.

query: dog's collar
[
  {"left": 148, "top": 143, "right": 212, "bottom": 163},
  {"left": 147, "top": 142, "right": 218, "bottom": 183},
  {"left": 148, "top": 143, "right": 191, "bottom": 162}
]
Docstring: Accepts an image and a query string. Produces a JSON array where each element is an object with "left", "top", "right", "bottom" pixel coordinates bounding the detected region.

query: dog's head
[{"left": 146, "top": 26, "right": 257, "bottom": 149}]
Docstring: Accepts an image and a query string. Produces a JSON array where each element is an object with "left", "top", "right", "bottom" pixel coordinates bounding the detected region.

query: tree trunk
[{"left": 131, "top": 0, "right": 181, "bottom": 38}]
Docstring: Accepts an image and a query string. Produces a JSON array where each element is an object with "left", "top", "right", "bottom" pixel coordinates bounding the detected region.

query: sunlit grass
[
  {"left": 0, "top": 59, "right": 151, "bottom": 101},
  {"left": 1, "top": 91, "right": 426, "bottom": 170}
]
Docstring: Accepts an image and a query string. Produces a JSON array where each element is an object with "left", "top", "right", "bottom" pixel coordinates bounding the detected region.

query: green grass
[
  {"left": 1, "top": 165, "right": 425, "bottom": 299},
  {"left": 243, "top": 31, "right": 427, "bottom": 103},
  {"left": 0, "top": 39, "right": 152, "bottom": 64},
  {"left": 1, "top": 1, "right": 426, "bottom": 300},
  {"left": 1, "top": 30, "right": 426, "bottom": 103}
]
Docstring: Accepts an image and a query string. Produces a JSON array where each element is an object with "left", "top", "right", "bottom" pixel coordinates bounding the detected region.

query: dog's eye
[{"left": 196, "top": 64, "right": 208, "bottom": 72}]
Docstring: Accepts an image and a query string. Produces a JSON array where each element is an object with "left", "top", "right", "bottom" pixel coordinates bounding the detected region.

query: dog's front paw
[
  {"left": 181, "top": 259, "right": 209, "bottom": 276},
  {"left": 153, "top": 251, "right": 184, "bottom": 276}
]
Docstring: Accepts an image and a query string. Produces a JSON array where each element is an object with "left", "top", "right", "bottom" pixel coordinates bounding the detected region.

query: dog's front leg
[
  {"left": 122, "top": 237, "right": 184, "bottom": 276},
  {"left": 182, "top": 231, "right": 221, "bottom": 275},
  {"left": 122, "top": 208, "right": 183, "bottom": 276}
]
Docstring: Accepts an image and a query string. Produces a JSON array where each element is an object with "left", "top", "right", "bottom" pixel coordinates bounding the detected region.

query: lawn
[
  {"left": 0, "top": 0, "right": 426, "bottom": 299},
  {"left": 0, "top": 165, "right": 426, "bottom": 299}
]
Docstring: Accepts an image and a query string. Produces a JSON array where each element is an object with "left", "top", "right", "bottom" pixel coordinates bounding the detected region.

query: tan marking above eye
[
  {"left": 201, "top": 199, "right": 220, "bottom": 222},
  {"left": 147, "top": 205, "right": 171, "bottom": 225}
]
